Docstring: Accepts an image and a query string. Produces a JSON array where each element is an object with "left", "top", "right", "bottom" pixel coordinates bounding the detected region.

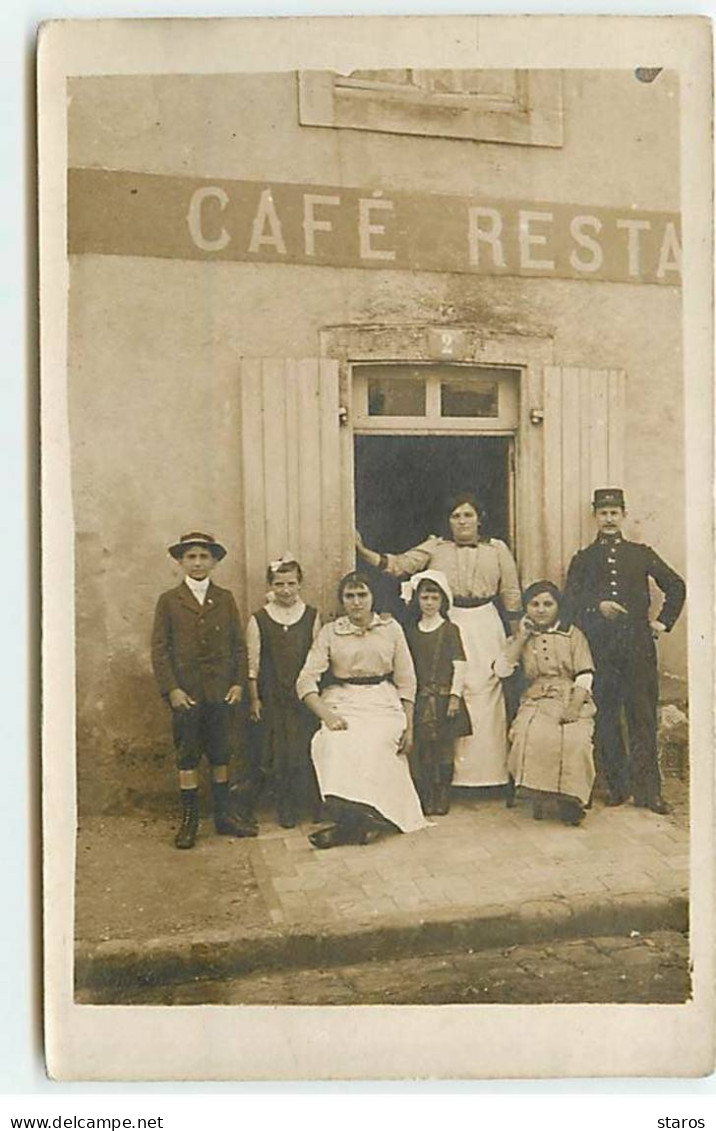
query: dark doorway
[{"left": 354, "top": 434, "right": 514, "bottom": 620}]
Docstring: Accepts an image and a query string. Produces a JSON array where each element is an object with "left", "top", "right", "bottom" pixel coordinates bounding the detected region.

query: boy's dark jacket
[{"left": 151, "top": 581, "right": 247, "bottom": 702}]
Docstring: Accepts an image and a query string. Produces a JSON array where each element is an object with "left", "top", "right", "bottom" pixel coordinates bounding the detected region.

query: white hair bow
[{"left": 269, "top": 551, "right": 298, "bottom": 573}]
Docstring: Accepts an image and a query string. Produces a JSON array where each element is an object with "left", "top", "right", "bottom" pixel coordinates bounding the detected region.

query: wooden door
[
  {"left": 542, "top": 366, "right": 627, "bottom": 585},
  {"left": 239, "top": 358, "right": 343, "bottom": 616}
]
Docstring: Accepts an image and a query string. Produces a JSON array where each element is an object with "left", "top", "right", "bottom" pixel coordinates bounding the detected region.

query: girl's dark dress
[
  {"left": 255, "top": 605, "right": 320, "bottom": 823},
  {"left": 405, "top": 620, "right": 471, "bottom": 812}
]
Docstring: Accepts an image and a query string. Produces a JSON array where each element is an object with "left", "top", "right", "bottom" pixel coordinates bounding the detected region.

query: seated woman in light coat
[{"left": 495, "top": 580, "right": 596, "bottom": 826}]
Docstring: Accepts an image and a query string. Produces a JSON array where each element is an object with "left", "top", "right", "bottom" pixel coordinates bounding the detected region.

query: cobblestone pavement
[
  {"left": 250, "top": 786, "right": 688, "bottom": 931},
  {"left": 82, "top": 930, "right": 690, "bottom": 1006},
  {"left": 76, "top": 779, "right": 689, "bottom": 946}
]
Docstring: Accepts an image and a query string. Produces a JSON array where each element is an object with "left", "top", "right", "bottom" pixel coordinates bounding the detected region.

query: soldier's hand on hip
[
  {"left": 598, "top": 600, "right": 628, "bottom": 620},
  {"left": 169, "top": 688, "right": 196, "bottom": 711}
]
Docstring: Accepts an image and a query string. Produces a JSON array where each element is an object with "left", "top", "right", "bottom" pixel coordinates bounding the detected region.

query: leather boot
[
  {"left": 559, "top": 798, "right": 586, "bottom": 826},
  {"left": 175, "top": 789, "right": 199, "bottom": 849},
  {"left": 212, "top": 781, "right": 258, "bottom": 837}
]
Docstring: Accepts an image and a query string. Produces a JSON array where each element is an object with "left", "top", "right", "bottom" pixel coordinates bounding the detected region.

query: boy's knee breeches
[{"left": 172, "top": 701, "right": 234, "bottom": 770}]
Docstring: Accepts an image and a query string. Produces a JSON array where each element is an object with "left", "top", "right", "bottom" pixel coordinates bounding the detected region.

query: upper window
[
  {"left": 298, "top": 68, "right": 563, "bottom": 147},
  {"left": 353, "top": 363, "right": 519, "bottom": 433}
]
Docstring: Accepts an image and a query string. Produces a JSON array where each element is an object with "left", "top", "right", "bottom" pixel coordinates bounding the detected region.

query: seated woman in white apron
[
  {"left": 356, "top": 492, "right": 522, "bottom": 788},
  {"left": 296, "top": 571, "right": 427, "bottom": 849}
]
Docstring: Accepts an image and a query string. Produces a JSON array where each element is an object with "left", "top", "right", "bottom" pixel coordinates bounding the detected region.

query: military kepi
[
  {"left": 592, "top": 488, "right": 625, "bottom": 509},
  {"left": 168, "top": 531, "right": 227, "bottom": 561}
]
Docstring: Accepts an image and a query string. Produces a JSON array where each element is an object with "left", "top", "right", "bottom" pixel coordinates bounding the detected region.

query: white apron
[
  {"left": 449, "top": 602, "right": 509, "bottom": 786},
  {"left": 311, "top": 682, "right": 427, "bottom": 833}
]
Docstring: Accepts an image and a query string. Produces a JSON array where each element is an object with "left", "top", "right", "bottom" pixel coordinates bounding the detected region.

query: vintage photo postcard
[{"left": 39, "top": 15, "right": 714, "bottom": 1080}]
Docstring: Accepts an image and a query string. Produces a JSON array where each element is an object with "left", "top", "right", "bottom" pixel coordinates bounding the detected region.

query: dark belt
[
  {"left": 334, "top": 675, "right": 391, "bottom": 686},
  {"left": 452, "top": 595, "right": 495, "bottom": 609}
]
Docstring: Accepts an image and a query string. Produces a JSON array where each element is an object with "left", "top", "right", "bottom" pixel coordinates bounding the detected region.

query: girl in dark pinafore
[
  {"left": 404, "top": 570, "right": 472, "bottom": 816},
  {"left": 246, "top": 555, "right": 322, "bottom": 828}
]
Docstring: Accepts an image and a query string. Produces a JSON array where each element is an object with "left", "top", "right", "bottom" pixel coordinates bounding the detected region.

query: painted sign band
[{"left": 68, "top": 168, "right": 681, "bottom": 286}]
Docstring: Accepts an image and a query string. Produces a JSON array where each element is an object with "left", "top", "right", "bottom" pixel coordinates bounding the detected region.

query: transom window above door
[{"left": 352, "top": 363, "right": 519, "bottom": 433}]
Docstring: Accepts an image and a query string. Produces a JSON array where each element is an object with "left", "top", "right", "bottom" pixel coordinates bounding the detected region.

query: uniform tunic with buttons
[
  {"left": 497, "top": 626, "right": 596, "bottom": 806},
  {"left": 563, "top": 536, "right": 686, "bottom": 802},
  {"left": 383, "top": 536, "right": 522, "bottom": 786}
]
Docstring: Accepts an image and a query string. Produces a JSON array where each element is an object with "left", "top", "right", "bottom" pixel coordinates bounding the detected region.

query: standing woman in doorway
[{"left": 356, "top": 492, "right": 522, "bottom": 789}]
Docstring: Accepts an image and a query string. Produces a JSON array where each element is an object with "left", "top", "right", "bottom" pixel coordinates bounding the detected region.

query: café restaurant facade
[{"left": 66, "top": 68, "right": 686, "bottom": 812}]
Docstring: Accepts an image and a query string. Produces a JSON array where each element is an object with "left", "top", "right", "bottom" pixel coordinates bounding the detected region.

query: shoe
[
  {"left": 357, "top": 827, "right": 382, "bottom": 846},
  {"left": 647, "top": 796, "right": 671, "bottom": 816},
  {"left": 308, "top": 824, "right": 342, "bottom": 850},
  {"left": 606, "top": 791, "right": 630, "bottom": 807},
  {"left": 175, "top": 790, "right": 199, "bottom": 849},
  {"left": 215, "top": 813, "right": 259, "bottom": 837},
  {"left": 212, "top": 781, "right": 258, "bottom": 837},
  {"left": 532, "top": 801, "right": 544, "bottom": 821},
  {"left": 559, "top": 800, "right": 586, "bottom": 827},
  {"left": 277, "top": 796, "right": 297, "bottom": 829}
]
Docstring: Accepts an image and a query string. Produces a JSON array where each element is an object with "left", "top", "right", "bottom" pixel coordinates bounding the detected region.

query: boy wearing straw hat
[{"left": 151, "top": 531, "right": 256, "bottom": 848}]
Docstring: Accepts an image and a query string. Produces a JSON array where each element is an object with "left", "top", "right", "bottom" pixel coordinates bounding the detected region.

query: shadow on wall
[
  {"left": 77, "top": 647, "right": 173, "bottom": 815},
  {"left": 77, "top": 646, "right": 253, "bottom": 815}
]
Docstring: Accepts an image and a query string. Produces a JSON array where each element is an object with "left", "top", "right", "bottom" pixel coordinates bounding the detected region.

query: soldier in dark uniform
[
  {"left": 563, "top": 489, "right": 685, "bottom": 814},
  {"left": 151, "top": 531, "right": 256, "bottom": 848}
]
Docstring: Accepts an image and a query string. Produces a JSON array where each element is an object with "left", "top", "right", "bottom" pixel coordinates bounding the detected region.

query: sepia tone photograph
[{"left": 39, "top": 16, "right": 713, "bottom": 1081}]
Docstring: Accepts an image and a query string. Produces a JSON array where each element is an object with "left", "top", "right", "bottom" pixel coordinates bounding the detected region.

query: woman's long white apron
[
  {"left": 449, "top": 602, "right": 509, "bottom": 786},
  {"left": 311, "top": 683, "right": 427, "bottom": 833}
]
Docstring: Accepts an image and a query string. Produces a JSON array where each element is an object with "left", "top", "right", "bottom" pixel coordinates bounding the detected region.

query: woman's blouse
[
  {"left": 495, "top": 625, "right": 594, "bottom": 689},
  {"left": 383, "top": 537, "right": 522, "bottom": 613},
  {"left": 296, "top": 613, "right": 417, "bottom": 703}
]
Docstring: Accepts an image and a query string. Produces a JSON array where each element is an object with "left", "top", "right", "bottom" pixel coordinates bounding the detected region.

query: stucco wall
[{"left": 67, "top": 70, "right": 686, "bottom": 813}]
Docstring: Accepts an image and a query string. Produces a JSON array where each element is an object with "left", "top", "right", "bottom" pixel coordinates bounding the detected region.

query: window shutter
[
  {"left": 542, "top": 367, "right": 626, "bottom": 585},
  {"left": 239, "top": 358, "right": 343, "bottom": 616}
]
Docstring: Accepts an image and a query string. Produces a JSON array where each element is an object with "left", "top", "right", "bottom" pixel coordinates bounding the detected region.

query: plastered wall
[{"left": 67, "top": 70, "right": 686, "bottom": 812}]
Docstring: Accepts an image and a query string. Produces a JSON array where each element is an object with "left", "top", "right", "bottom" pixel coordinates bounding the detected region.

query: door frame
[{"left": 319, "top": 323, "right": 555, "bottom": 583}]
